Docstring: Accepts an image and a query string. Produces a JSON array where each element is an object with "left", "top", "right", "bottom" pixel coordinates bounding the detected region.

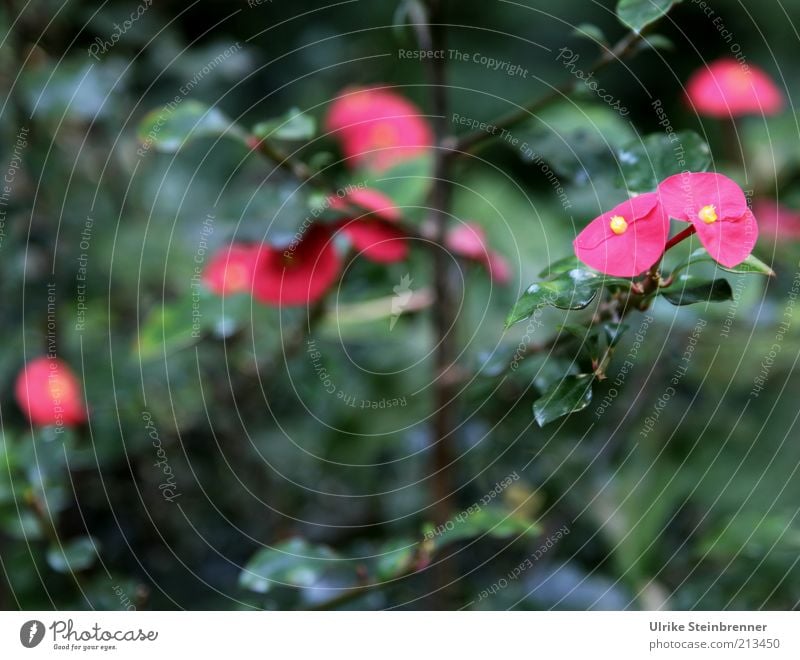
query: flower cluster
[
  {"left": 202, "top": 86, "right": 510, "bottom": 307},
  {"left": 574, "top": 173, "right": 759, "bottom": 277}
]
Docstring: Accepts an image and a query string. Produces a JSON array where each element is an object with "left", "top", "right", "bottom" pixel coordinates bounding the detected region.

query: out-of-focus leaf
[
  {"left": 47, "top": 536, "right": 99, "bottom": 573},
  {"left": 637, "top": 34, "right": 675, "bottom": 51},
  {"left": 572, "top": 23, "right": 608, "bottom": 46},
  {"left": 533, "top": 374, "right": 594, "bottom": 426},
  {"left": 519, "top": 103, "right": 636, "bottom": 183},
  {"left": 430, "top": 506, "right": 539, "bottom": 551},
  {"left": 359, "top": 155, "right": 434, "bottom": 210},
  {"left": 137, "top": 100, "right": 246, "bottom": 153},
  {"left": 373, "top": 539, "right": 416, "bottom": 580},
  {"left": 617, "top": 131, "right": 711, "bottom": 193},
  {"left": 239, "top": 538, "right": 339, "bottom": 594},
  {"left": 660, "top": 275, "right": 733, "bottom": 305},
  {"left": 671, "top": 248, "right": 775, "bottom": 277},
  {"left": 616, "top": 0, "right": 682, "bottom": 33},
  {"left": 252, "top": 108, "right": 316, "bottom": 142}
]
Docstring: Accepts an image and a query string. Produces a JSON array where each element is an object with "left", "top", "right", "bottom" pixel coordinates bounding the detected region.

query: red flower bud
[{"left": 15, "top": 357, "right": 86, "bottom": 427}]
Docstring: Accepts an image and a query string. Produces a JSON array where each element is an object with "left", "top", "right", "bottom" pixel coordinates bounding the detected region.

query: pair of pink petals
[{"left": 575, "top": 173, "right": 758, "bottom": 277}]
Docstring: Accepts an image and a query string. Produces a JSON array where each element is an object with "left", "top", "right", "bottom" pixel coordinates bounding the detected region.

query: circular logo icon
[{"left": 20, "top": 620, "right": 45, "bottom": 648}]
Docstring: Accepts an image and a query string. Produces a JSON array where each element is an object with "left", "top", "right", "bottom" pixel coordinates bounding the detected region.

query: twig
[{"left": 450, "top": 31, "right": 643, "bottom": 156}]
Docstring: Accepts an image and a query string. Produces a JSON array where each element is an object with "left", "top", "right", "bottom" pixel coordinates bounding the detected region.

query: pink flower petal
[
  {"left": 657, "top": 172, "right": 748, "bottom": 223},
  {"left": 693, "top": 209, "right": 759, "bottom": 268},
  {"left": 574, "top": 193, "right": 669, "bottom": 277}
]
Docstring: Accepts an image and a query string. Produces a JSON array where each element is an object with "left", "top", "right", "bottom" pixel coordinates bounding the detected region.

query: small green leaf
[
  {"left": 429, "top": 506, "right": 538, "bottom": 551},
  {"left": 671, "top": 247, "right": 775, "bottom": 277},
  {"left": 572, "top": 23, "right": 608, "bottom": 46},
  {"left": 638, "top": 33, "right": 675, "bottom": 51},
  {"left": 507, "top": 269, "right": 631, "bottom": 328},
  {"left": 137, "top": 100, "right": 246, "bottom": 153},
  {"left": 252, "top": 108, "right": 316, "bottom": 142},
  {"left": 533, "top": 374, "right": 594, "bottom": 426},
  {"left": 616, "top": 0, "right": 682, "bottom": 33},
  {"left": 239, "top": 538, "right": 339, "bottom": 594},
  {"left": 617, "top": 130, "right": 711, "bottom": 193},
  {"left": 47, "top": 536, "right": 99, "bottom": 573},
  {"left": 660, "top": 275, "right": 733, "bottom": 305}
]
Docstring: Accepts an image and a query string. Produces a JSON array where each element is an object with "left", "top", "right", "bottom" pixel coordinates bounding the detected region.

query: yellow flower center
[
  {"left": 609, "top": 215, "right": 628, "bottom": 235},
  {"left": 698, "top": 204, "right": 718, "bottom": 224}
]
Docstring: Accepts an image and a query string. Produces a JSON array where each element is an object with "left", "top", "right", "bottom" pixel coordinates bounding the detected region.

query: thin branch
[{"left": 450, "top": 31, "right": 644, "bottom": 156}]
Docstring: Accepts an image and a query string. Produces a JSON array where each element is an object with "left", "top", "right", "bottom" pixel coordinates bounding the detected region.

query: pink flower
[
  {"left": 685, "top": 59, "right": 783, "bottom": 118},
  {"left": 657, "top": 172, "right": 758, "bottom": 267},
  {"left": 446, "top": 222, "right": 512, "bottom": 284},
  {"left": 203, "top": 244, "right": 259, "bottom": 295},
  {"left": 752, "top": 199, "right": 800, "bottom": 240},
  {"left": 329, "top": 188, "right": 408, "bottom": 263},
  {"left": 573, "top": 193, "right": 669, "bottom": 277},
  {"left": 252, "top": 224, "right": 341, "bottom": 306},
  {"left": 15, "top": 357, "right": 86, "bottom": 427},
  {"left": 325, "top": 86, "right": 433, "bottom": 171}
]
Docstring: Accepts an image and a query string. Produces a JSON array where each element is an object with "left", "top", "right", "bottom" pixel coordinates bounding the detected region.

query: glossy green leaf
[
  {"left": 137, "top": 100, "right": 246, "bottom": 153},
  {"left": 660, "top": 275, "right": 733, "bottom": 305},
  {"left": 239, "top": 538, "right": 339, "bottom": 594},
  {"left": 506, "top": 269, "right": 631, "bottom": 328},
  {"left": 617, "top": 130, "right": 710, "bottom": 193},
  {"left": 617, "top": 0, "right": 682, "bottom": 33},
  {"left": 252, "top": 108, "right": 316, "bottom": 142},
  {"left": 533, "top": 374, "right": 594, "bottom": 426},
  {"left": 671, "top": 247, "right": 775, "bottom": 277},
  {"left": 538, "top": 255, "right": 581, "bottom": 278},
  {"left": 47, "top": 536, "right": 99, "bottom": 573}
]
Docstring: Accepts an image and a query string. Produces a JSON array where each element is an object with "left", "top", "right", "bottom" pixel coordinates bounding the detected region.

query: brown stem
[
  {"left": 414, "top": 1, "right": 458, "bottom": 529},
  {"left": 451, "top": 31, "right": 643, "bottom": 155}
]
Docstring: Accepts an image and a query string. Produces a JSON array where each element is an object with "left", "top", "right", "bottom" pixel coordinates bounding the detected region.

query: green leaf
[
  {"left": 660, "top": 275, "right": 733, "bottom": 306},
  {"left": 616, "top": 0, "right": 682, "bottom": 33},
  {"left": 506, "top": 268, "right": 631, "bottom": 328},
  {"left": 617, "top": 130, "right": 711, "bottom": 193},
  {"left": 533, "top": 374, "right": 594, "bottom": 426},
  {"left": 430, "top": 506, "right": 539, "bottom": 551},
  {"left": 638, "top": 33, "right": 675, "bottom": 51},
  {"left": 358, "top": 154, "right": 434, "bottom": 209},
  {"left": 47, "top": 536, "right": 99, "bottom": 573},
  {"left": 239, "top": 538, "right": 339, "bottom": 594},
  {"left": 572, "top": 23, "right": 608, "bottom": 46},
  {"left": 137, "top": 100, "right": 246, "bottom": 153},
  {"left": 538, "top": 255, "right": 581, "bottom": 278},
  {"left": 671, "top": 247, "right": 775, "bottom": 277},
  {"left": 252, "top": 108, "right": 316, "bottom": 142},
  {"left": 136, "top": 300, "right": 200, "bottom": 361}
]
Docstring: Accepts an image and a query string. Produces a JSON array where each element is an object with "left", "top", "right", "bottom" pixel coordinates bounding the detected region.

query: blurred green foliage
[{"left": 1, "top": 0, "right": 800, "bottom": 611}]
